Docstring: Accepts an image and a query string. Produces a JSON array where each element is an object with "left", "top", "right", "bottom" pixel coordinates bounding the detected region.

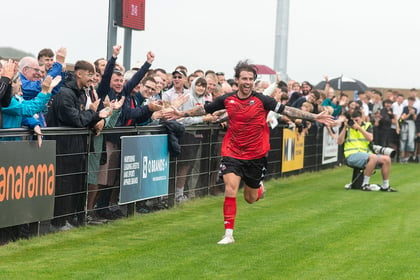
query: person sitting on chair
[{"left": 337, "top": 109, "right": 396, "bottom": 192}]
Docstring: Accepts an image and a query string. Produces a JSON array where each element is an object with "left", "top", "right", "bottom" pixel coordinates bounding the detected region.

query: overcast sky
[{"left": 2, "top": 0, "right": 420, "bottom": 89}]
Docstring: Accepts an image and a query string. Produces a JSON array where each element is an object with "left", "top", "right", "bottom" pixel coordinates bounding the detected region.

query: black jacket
[
  {"left": 47, "top": 78, "right": 101, "bottom": 154},
  {"left": 162, "top": 120, "right": 185, "bottom": 157},
  {"left": 96, "top": 56, "right": 153, "bottom": 127},
  {"left": 0, "top": 77, "right": 13, "bottom": 128}
]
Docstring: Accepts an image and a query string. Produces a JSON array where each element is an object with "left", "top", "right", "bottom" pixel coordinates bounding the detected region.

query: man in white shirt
[{"left": 162, "top": 69, "right": 189, "bottom": 105}]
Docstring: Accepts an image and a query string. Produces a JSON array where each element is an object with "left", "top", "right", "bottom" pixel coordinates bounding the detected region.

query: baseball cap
[{"left": 172, "top": 69, "right": 186, "bottom": 77}]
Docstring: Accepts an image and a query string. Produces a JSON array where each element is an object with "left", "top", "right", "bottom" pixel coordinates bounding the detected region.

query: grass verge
[{"left": 0, "top": 164, "right": 419, "bottom": 280}]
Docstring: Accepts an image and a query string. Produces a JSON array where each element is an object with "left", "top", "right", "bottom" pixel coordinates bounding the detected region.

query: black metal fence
[{"left": 0, "top": 123, "right": 339, "bottom": 244}]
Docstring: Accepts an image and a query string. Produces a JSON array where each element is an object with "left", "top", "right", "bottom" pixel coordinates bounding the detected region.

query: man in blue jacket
[{"left": 2, "top": 76, "right": 61, "bottom": 142}]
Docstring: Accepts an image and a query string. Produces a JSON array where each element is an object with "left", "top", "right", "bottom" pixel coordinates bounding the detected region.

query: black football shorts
[{"left": 220, "top": 156, "right": 267, "bottom": 188}]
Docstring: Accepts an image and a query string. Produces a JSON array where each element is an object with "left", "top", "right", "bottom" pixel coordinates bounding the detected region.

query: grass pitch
[{"left": 0, "top": 164, "right": 419, "bottom": 280}]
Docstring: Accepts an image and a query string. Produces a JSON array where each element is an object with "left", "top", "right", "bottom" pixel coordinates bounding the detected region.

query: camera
[
  {"left": 347, "top": 119, "right": 354, "bottom": 127},
  {"left": 371, "top": 144, "right": 396, "bottom": 158}
]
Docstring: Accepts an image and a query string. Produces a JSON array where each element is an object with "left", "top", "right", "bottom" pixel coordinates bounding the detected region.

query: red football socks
[{"left": 223, "top": 197, "right": 236, "bottom": 230}]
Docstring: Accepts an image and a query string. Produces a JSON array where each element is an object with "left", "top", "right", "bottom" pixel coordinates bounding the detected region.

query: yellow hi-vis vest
[{"left": 343, "top": 122, "right": 372, "bottom": 158}]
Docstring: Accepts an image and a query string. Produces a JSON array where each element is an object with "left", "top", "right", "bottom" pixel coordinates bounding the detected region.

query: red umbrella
[{"left": 254, "top": 64, "right": 276, "bottom": 75}]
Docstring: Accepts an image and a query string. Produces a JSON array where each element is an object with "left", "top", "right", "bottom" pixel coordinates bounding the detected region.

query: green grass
[{"left": 1, "top": 164, "right": 419, "bottom": 280}]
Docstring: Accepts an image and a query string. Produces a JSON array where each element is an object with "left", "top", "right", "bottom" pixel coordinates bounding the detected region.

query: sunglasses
[{"left": 173, "top": 75, "right": 183, "bottom": 80}]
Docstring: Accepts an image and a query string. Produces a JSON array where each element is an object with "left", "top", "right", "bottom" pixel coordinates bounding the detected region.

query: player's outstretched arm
[
  {"left": 163, "top": 105, "right": 207, "bottom": 120},
  {"left": 283, "top": 106, "right": 334, "bottom": 126}
]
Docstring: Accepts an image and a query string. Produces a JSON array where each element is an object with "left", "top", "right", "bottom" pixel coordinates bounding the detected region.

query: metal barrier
[{"left": 0, "top": 123, "right": 337, "bottom": 244}]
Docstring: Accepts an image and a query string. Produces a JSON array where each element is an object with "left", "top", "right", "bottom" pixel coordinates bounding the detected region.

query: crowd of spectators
[
  {"left": 0, "top": 45, "right": 418, "bottom": 242},
  {"left": 265, "top": 75, "right": 420, "bottom": 164}
]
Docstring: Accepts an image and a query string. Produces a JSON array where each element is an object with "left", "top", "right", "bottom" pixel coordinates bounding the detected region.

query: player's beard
[{"left": 239, "top": 84, "right": 252, "bottom": 96}]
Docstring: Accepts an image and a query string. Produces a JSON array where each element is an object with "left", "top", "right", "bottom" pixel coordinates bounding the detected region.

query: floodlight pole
[
  {"left": 273, "top": 0, "right": 290, "bottom": 80},
  {"left": 123, "top": 29, "right": 132, "bottom": 70},
  {"left": 107, "top": 0, "right": 118, "bottom": 60},
  {"left": 107, "top": 0, "right": 134, "bottom": 70}
]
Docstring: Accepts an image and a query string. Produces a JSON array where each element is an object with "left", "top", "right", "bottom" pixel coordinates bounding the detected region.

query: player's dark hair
[{"left": 234, "top": 60, "right": 257, "bottom": 80}]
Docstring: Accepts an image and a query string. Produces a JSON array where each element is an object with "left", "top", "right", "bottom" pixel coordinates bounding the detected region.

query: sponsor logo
[
  {"left": 142, "top": 156, "right": 148, "bottom": 178},
  {"left": 0, "top": 164, "right": 55, "bottom": 202},
  {"left": 142, "top": 156, "right": 168, "bottom": 179}
]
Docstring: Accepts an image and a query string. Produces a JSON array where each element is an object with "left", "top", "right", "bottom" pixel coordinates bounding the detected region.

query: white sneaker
[
  {"left": 175, "top": 195, "right": 189, "bottom": 203},
  {"left": 60, "top": 221, "right": 75, "bottom": 231},
  {"left": 217, "top": 235, "right": 235, "bottom": 245},
  {"left": 50, "top": 221, "right": 74, "bottom": 232}
]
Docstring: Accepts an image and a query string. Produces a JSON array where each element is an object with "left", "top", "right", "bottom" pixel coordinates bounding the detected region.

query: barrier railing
[{"left": 0, "top": 123, "right": 338, "bottom": 244}]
